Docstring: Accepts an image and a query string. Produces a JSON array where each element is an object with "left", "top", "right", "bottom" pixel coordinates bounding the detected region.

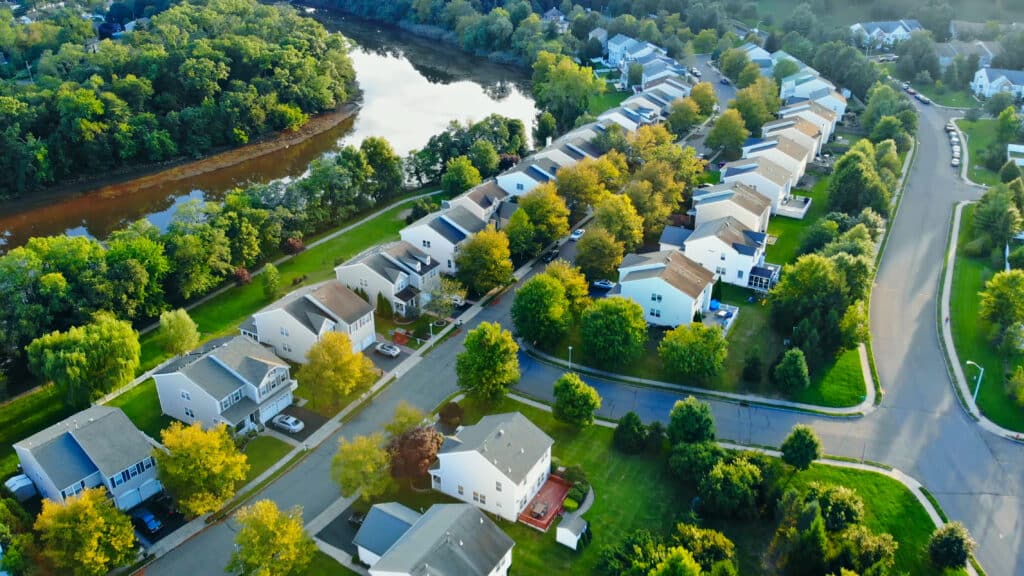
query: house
[
  {"left": 241, "top": 280, "right": 376, "bottom": 362},
  {"left": 809, "top": 90, "right": 848, "bottom": 119},
  {"left": 779, "top": 100, "right": 837, "bottom": 143},
  {"left": 642, "top": 76, "right": 691, "bottom": 100},
  {"left": 659, "top": 225, "right": 693, "bottom": 252},
  {"left": 721, "top": 156, "right": 794, "bottom": 213},
  {"left": 335, "top": 241, "right": 440, "bottom": 319},
  {"left": 681, "top": 216, "right": 768, "bottom": 287},
  {"left": 849, "top": 19, "right": 923, "bottom": 46},
  {"left": 153, "top": 336, "right": 298, "bottom": 434},
  {"left": 634, "top": 56, "right": 688, "bottom": 86},
  {"left": 770, "top": 50, "right": 814, "bottom": 76},
  {"left": 937, "top": 40, "right": 1001, "bottom": 70},
  {"left": 495, "top": 156, "right": 560, "bottom": 196},
  {"left": 588, "top": 27, "right": 608, "bottom": 51},
  {"left": 608, "top": 34, "right": 665, "bottom": 69},
  {"left": 446, "top": 180, "right": 509, "bottom": 225},
  {"left": 430, "top": 412, "right": 554, "bottom": 522},
  {"left": 949, "top": 19, "right": 1019, "bottom": 40},
  {"left": 740, "top": 42, "right": 774, "bottom": 75},
  {"left": 356, "top": 503, "right": 515, "bottom": 576},
  {"left": 541, "top": 6, "right": 567, "bottom": 32},
  {"left": 618, "top": 250, "right": 715, "bottom": 326},
  {"left": 779, "top": 71, "right": 840, "bottom": 106},
  {"left": 691, "top": 182, "right": 772, "bottom": 233},
  {"left": 399, "top": 205, "right": 489, "bottom": 273},
  {"left": 972, "top": 67, "right": 1024, "bottom": 99},
  {"left": 1007, "top": 144, "right": 1024, "bottom": 167},
  {"left": 742, "top": 136, "right": 810, "bottom": 187},
  {"left": 762, "top": 116, "right": 824, "bottom": 156},
  {"left": 14, "top": 406, "right": 161, "bottom": 510}
]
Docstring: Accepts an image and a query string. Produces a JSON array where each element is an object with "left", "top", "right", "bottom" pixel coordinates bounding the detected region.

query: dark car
[
  {"left": 719, "top": 77, "right": 730, "bottom": 85},
  {"left": 542, "top": 249, "right": 559, "bottom": 263},
  {"left": 131, "top": 508, "right": 163, "bottom": 535}
]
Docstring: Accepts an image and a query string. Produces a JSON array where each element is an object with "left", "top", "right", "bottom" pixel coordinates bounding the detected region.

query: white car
[
  {"left": 375, "top": 342, "right": 401, "bottom": 358},
  {"left": 592, "top": 279, "right": 615, "bottom": 290},
  {"left": 271, "top": 414, "right": 305, "bottom": 434},
  {"left": 950, "top": 136, "right": 960, "bottom": 144},
  {"left": 569, "top": 229, "right": 585, "bottom": 241},
  {"left": 951, "top": 158, "right": 961, "bottom": 167},
  {"left": 952, "top": 145, "right": 961, "bottom": 154}
]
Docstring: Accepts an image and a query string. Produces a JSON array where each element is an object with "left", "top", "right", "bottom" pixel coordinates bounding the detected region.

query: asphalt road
[{"left": 146, "top": 101, "right": 1024, "bottom": 574}]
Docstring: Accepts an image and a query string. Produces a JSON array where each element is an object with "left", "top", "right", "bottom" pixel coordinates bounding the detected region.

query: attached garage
[
  {"left": 259, "top": 391, "right": 293, "bottom": 423},
  {"left": 139, "top": 479, "right": 162, "bottom": 501},
  {"left": 116, "top": 489, "right": 142, "bottom": 510}
]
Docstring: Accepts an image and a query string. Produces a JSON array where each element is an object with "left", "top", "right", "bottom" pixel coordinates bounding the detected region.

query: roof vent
[
  {"left": 480, "top": 517, "right": 484, "bottom": 524},
  {"left": 520, "top": 448, "right": 525, "bottom": 454},
  {"left": 459, "top": 539, "right": 464, "bottom": 547},
  {"left": 497, "top": 429, "right": 504, "bottom": 437}
]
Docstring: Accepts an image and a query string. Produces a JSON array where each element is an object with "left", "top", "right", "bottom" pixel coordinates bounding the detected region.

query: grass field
[
  {"left": 239, "top": 435, "right": 294, "bottom": 486},
  {"left": 588, "top": 84, "right": 629, "bottom": 116},
  {"left": 766, "top": 177, "right": 831, "bottom": 265},
  {"left": 106, "top": 379, "right": 173, "bottom": 438},
  {"left": 955, "top": 118, "right": 1001, "bottom": 186},
  {"left": 913, "top": 83, "right": 977, "bottom": 109},
  {"left": 304, "top": 551, "right": 359, "bottom": 576},
  {"left": 0, "top": 386, "right": 76, "bottom": 478},
  {"left": 950, "top": 204, "right": 1024, "bottom": 432}
]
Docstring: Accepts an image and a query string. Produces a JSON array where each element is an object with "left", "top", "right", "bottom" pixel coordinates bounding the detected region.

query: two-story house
[
  {"left": 153, "top": 336, "right": 298, "bottom": 434},
  {"left": 849, "top": 19, "right": 923, "bottom": 47},
  {"left": 335, "top": 241, "right": 440, "bottom": 319},
  {"left": 399, "top": 205, "right": 489, "bottom": 273},
  {"left": 242, "top": 280, "right": 376, "bottom": 362},
  {"left": 779, "top": 100, "right": 837, "bottom": 144},
  {"left": 779, "top": 72, "right": 848, "bottom": 118},
  {"left": 742, "top": 136, "right": 811, "bottom": 187},
  {"left": 430, "top": 412, "right": 553, "bottom": 522},
  {"left": 761, "top": 116, "right": 823, "bottom": 156},
  {"left": 972, "top": 67, "right": 1024, "bottom": 99},
  {"left": 681, "top": 216, "right": 768, "bottom": 287},
  {"left": 14, "top": 406, "right": 161, "bottom": 510},
  {"left": 740, "top": 42, "right": 774, "bottom": 75},
  {"left": 447, "top": 180, "right": 509, "bottom": 222},
  {"left": 721, "top": 156, "right": 794, "bottom": 213},
  {"left": 618, "top": 250, "right": 715, "bottom": 327},
  {"left": 355, "top": 503, "right": 515, "bottom": 576},
  {"left": 691, "top": 182, "right": 772, "bottom": 233}
]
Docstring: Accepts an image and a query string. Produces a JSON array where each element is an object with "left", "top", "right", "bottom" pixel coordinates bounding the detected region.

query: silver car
[
  {"left": 375, "top": 342, "right": 401, "bottom": 358},
  {"left": 271, "top": 414, "right": 305, "bottom": 433}
]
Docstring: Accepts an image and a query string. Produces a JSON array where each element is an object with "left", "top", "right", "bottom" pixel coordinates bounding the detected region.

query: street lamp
[
  {"left": 965, "top": 361, "right": 985, "bottom": 402},
  {"left": 568, "top": 346, "right": 573, "bottom": 372}
]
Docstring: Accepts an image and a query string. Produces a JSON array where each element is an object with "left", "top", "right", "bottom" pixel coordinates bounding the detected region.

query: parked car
[
  {"left": 905, "top": 87, "right": 916, "bottom": 95},
  {"left": 901, "top": 81, "right": 910, "bottom": 89},
  {"left": 569, "top": 229, "right": 585, "bottom": 241},
  {"left": 450, "top": 294, "right": 465, "bottom": 307},
  {"left": 375, "top": 342, "right": 401, "bottom": 358},
  {"left": 946, "top": 123, "right": 957, "bottom": 132},
  {"left": 719, "top": 77, "right": 730, "bottom": 85},
  {"left": 542, "top": 249, "right": 559, "bottom": 263},
  {"left": 130, "top": 508, "right": 163, "bottom": 535},
  {"left": 690, "top": 67, "right": 702, "bottom": 78},
  {"left": 592, "top": 279, "right": 615, "bottom": 290},
  {"left": 952, "top": 151, "right": 961, "bottom": 159},
  {"left": 271, "top": 413, "right": 305, "bottom": 433},
  {"left": 951, "top": 157, "right": 961, "bottom": 167},
  {"left": 952, "top": 145, "right": 961, "bottom": 154},
  {"left": 915, "top": 94, "right": 931, "bottom": 104}
]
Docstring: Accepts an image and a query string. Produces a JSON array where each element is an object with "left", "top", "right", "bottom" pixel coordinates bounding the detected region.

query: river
[{"left": 0, "top": 14, "right": 537, "bottom": 250}]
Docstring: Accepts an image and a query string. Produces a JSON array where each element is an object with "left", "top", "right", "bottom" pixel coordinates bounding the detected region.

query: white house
[
  {"left": 13, "top": 406, "right": 161, "bottom": 510},
  {"left": 642, "top": 76, "right": 691, "bottom": 100},
  {"left": 495, "top": 156, "right": 560, "bottom": 196},
  {"left": 779, "top": 100, "right": 837, "bottom": 143},
  {"left": 937, "top": 40, "right": 1001, "bottom": 70},
  {"left": 681, "top": 216, "right": 768, "bottom": 287},
  {"left": 659, "top": 225, "right": 692, "bottom": 252},
  {"left": 740, "top": 42, "right": 773, "bottom": 75},
  {"left": 335, "top": 241, "right": 440, "bottom": 318},
  {"left": 810, "top": 90, "right": 848, "bottom": 119},
  {"left": 691, "top": 182, "right": 772, "bottom": 233},
  {"left": 742, "top": 136, "right": 810, "bottom": 187},
  {"left": 610, "top": 35, "right": 664, "bottom": 71},
  {"left": 242, "top": 280, "right": 376, "bottom": 362},
  {"left": 153, "top": 336, "right": 298, "bottom": 435},
  {"left": 972, "top": 67, "right": 1024, "bottom": 98},
  {"left": 1007, "top": 144, "right": 1024, "bottom": 167},
  {"left": 588, "top": 27, "right": 608, "bottom": 51},
  {"left": 355, "top": 503, "right": 515, "bottom": 576},
  {"left": 637, "top": 56, "right": 688, "bottom": 85},
  {"left": 849, "top": 19, "right": 923, "bottom": 46},
  {"left": 598, "top": 106, "right": 649, "bottom": 132},
  {"left": 761, "top": 116, "right": 824, "bottom": 156},
  {"left": 447, "top": 180, "right": 509, "bottom": 222},
  {"left": 769, "top": 50, "right": 814, "bottom": 76},
  {"left": 430, "top": 412, "right": 554, "bottom": 522},
  {"left": 618, "top": 250, "right": 715, "bottom": 327},
  {"left": 720, "top": 156, "right": 794, "bottom": 213},
  {"left": 399, "top": 205, "right": 489, "bottom": 273}
]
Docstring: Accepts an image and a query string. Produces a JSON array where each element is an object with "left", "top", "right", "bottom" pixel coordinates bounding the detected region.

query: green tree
[
  {"left": 506, "top": 209, "right": 539, "bottom": 261},
  {"left": 770, "top": 254, "right": 848, "bottom": 359},
  {"left": 455, "top": 225, "right": 513, "bottom": 296},
  {"left": 1001, "top": 159, "right": 1024, "bottom": 183},
  {"left": 690, "top": 82, "right": 718, "bottom": 117},
  {"left": 262, "top": 263, "right": 280, "bottom": 299},
  {"left": 385, "top": 401, "right": 428, "bottom": 437},
  {"left": 997, "top": 106, "right": 1020, "bottom": 144},
  {"left": 512, "top": 275, "right": 570, "bottom": 348},
  {"left": 804, "top": 482, "right": 864, "bottom": 531},
  {"left": 227, "top": 500, "right": 315, "bottom": 576},
  {"left": 719, "top": 48, "right": 750, "bottom": 80},
  {"left": 296, "top": 332, "right": 376, "bottom": 411},
  {"left": 774, "top": 348, "right": 811, "bottom": 392},
  {"left": 361, "top": 136, "right": 405, "bottom": 201},
  {"left": 157, "top": 308, "right": 199, "bottom": 356},
  {"left": 667, "top": 97, "right": 702, "bottom": 137},
  {"left": 840, "top": 300, "right": 870, "bottom": 348},
  {"left": 542, "top": 260, "right": 592, "bottom": 318},
  {"left": 628, "top": 62, "right": 643, "bottom": 86},
  {"left": 580, "top": 297, "right": 648, "bottom": 368},
  {"left": 614, "top": 411, "right": 648, "bottom": 454},
  {"left": 928, "top": 522, "right": 975, "bottom": 569},
  {"left": 440, "top": 155, "right": 482, "bottom": 195},
  {"left": 773, "top": 58, "right": 800, "bottom": 84},
  {"left": 26, "top": 312, "right": 140, "bottom": 408},
  {"left": 672, "top": 524, "right": 736, "bottom": 573},
  {"left": 669, "top": 441, "right": 725, "bottom": 486},
  {"left": 553, "top": 372, "right": 602, "bottom": 427},
  {"left": 659, "top": 323, "right": 728, "bottom": 382},
  {"left": 974, "top": 186, "right": 1022, "bottom": 249},
  {"left": 456, "top": 322, "right": 520, "bottom": 400},
  {"left": 984, "top": 92, "right": 1016, "bottom": 117},
  {"left": 519, "top": 182, "right": 570, "bottom": 247},
  {"left": 780, "top": 424, "right": 822, "bottom": 471},
  {"left": 532, "top": 51, "right": 605, "bottom": 130},
  {"left": 699, "top": 457, "right": 762, "bottom": 518},
  {"left": 979, "top": 270, "right": 1024, "bottom": 346},
  {"left": 667, "top": 396, "right": 716, "bottom": 445},
  {"left": 828, "top": 146, "right": 890, "bottom": 216},
  {"left": 34, "top": 488, "right": 136, "bottom": 576},
  {"left": 332, "top": 433, "right": 392, "bottom": 501},
  {"left": 425, "top": 277, "right": 467, "bottom": 319},
  {"left": 706, "top": 109, "right": 750, "bottom": 158},
  {"left": 649, "top": 546, "right": 702, "bottom": 576},
  {"left": 156, "top": 422, "right": 249, "bottom": 517},
  {"left": 594, "top": 194, "right": 644, "bottom": 252},
  {"left": 737, "top": 61, "right": 762, "bottom": 88},
  {"left": 575, "top": 227, "right": 624, "bottom": 281},
  {"left": 468, "top": 139, "right": 500, "bottom": 177},
  {"left": 533, "top": 111, "right": 558, "bottom": 145}
]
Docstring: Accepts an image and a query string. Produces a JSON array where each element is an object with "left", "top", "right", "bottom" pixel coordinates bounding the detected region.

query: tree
[
  {"left": 506, "top": 209, "right": 540, "bottom": 261},
  {"left": 667, "top": 396, "right": 716, "bottom": 445},
  {"left": 771, "top": 254, "right": 848, "bottom": 358},
  {"left": 468, "top": 139, "right": 500, "bottom": 177},
  {"left": 840, "top": 300, "right": 870, "bottom": 348},
  {"left": 455, "top": 225, "right": 513, "bottom": 296},
  {"left": 456, "top": 322, "right": 520, "bottom": 400},
  {"left": 667, "top": 97, "right": 702, "bottom": 136},
  {"left": 594, "top": 194, "right": 644, "bottom": 252},
  {"left": 984, "top": 91, "right": 1015, "bottom": 117},
  {"left": 706, "top": 109, "right": 749, "bottom": 158},
  {"left": 519, "top": 182, "right": 570, "bottom": 246},
  {"left": 296, "top": 332, "right": 376, "bottom": 410},
  {"left": 672, "top": 524, "right": 736, "bottom": 572},
  {"left": 774, "top": 348, "right": 811, "bottom": 392},
  {"left": 659, "top": 324, "right": 728, "bottom": 382},
  {"left": 628, "top": 62, "right": 643, "bottom": 86},
  {"left": 156, "top": 422, "right": 249, "bottom": 517},
  {"left": 580, "top": 297, "right": 648, "bottom": 368},
  {"left": 614, "top": 411, "right": 648, "bottom": 454},
  {"left": 649, "top": 546, "right": 702, "bottom": 576},
  {"left": 385, "top": 401, "right": 427, "bottom": 437},
  {"left": 575, "top": 227, "right": 624, "bottom": 281},
  {"left": 361, "top": 136, "right": 405, "bottom": 201},
  {"left": 699, "top": 457, "right": 762, "bottom": 518},
  {"left": 533, "top": 111, "right": 558, "bottom": 145},
  {"left": 1001, "top": 159, "right": 1024, "bottom": 183},
  {"left": 690, "top": 82, "right": 718, "bottom": 117},
  {"left": 262, "top": 263, "right": 280, "bottom": 299},
  {"left": 669, "top": 441, "right": 725, "bottom": 486},
  {"left": 719, "top": 48, "right": 750, "bottom": 80},
  {"left": 804, "top": 482, "right": 864, "bottom": 531},
  {"left": 543, "top": 260, "right": 592, "bottom": 318},
  {"left": 773, "top": 58, "right": 800, "bottom": 85},
  {"left": 555, "top": 157, "right": 613, "bottom": 217},
  {"left": 440, "top": 155, "right": 482, "bottom": 195},
  {"left": 26, "top": 312, "right": 140, "bottom": 408},
  {"left": 532, "top": 51, "right": 604, "bottom": 130},
  {"left": 781, "top": 424, "right": 822, "bottom": 472},
  {"left": 389, "top": 426, "right": 444, "bottom": 479},
  {"left": 979, "top": 270, "right": 1024, "bottom": 346},
  {"left": 34, "top": 488, "right": 136, "bottom": 576},
  {"left": 512, "top": 275, "right": 570, "bottom": 348},
  {"left": 928, "top": 522, "right": 975, "bottom": 569},
  {"left": 737, "top": 61, "right": 762, "bottom": 88},
  {"left": 228, "top": 500, "right": 315, "bottom": 576},
  {"left": 332, "top": 433, "right": 392, "bottom": 501},
  {"left": 157, "top": 308, "right": 199, "bottom": 356},
  {"left": 553, "top": 372, "right": 602, "bottom": 427},
  {"left": 426, "top": 276, "right": 467, "bottom": 319},
  {"left": 997, "top": 106, "right": 1020, "bottom": 144}
]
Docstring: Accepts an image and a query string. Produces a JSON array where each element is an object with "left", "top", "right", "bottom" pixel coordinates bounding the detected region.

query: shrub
[
  {"left": 613, "top": 411, "right": 647, "bottom": 454},
  {"left": 283, "top": 237, "right": 305, "bottom": 254},
  {"left": 670, "top": 441, "right": 726, "bottom": 486},
  {"left": 803, "top": 482, "right": 864, "bottom": 531},
  {"left": 438, "top": 401, "right": 464, "bottom": 427},
  {"left": 962, "top": 236, "right": 988, "bottom": 257},
  {"left": 928, "top": 522, "right": 975, "bottom": 569},
  {"left": 567, "top": 482, "right": 589, "bottom": 502},
  {"left": 774, "top": 348, "right": 810, "bottom": 392},
  {"left": 698, "top": 457, "right": 762, "bottom": 518},
  {"left": 1006, "top": 365, "right": 1024, "bottom": 408},
  {"left": 562, "top": 465, "right": 587, "bottom": 484},
  {"left": 965, "top": 107, "right": 981, "bottom": 121},
  {"left": 645, "top": 421, "right": 666, "bottom": 453},
  {"left": 233, "top": 267, "right": 252, "bottom": 284},
  {"left": 562, "top": 497, "right": 579, "bottom": 512}
]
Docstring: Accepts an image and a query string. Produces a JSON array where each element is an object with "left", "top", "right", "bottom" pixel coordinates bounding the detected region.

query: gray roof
[
  {"left": 15, "top": 406, "right": 152, "bottom": 488},
  {"left": 220, "top": 396, "right": 260, "bottom": 425},
  {"left": 980, "top": 68, "right": 1024, "bottom": 86},
  {"left": 620, "top": 250, "right": 715, "bottom": 298},
  {"left": 428, "top": 216, "right": 467, "bottom": 244},
  {"left": 440, "top": 412, "right": 553, "bottom": 484},
  {"left": 354, "top": 502, "right": 421, "bottom": 556},
  {"left": 443, "top": 205, "right": 488, "bottom": 235},
  {"left": 659, "top": 225, "right": 692, "bottom": 248},
  {"left": 371, "top": 504, "right": 514, "bottom": 576},
  {"left": 559, "top": 515, "right": 587, "bottom": 536},
  {"left": 256, "top": 281, "right": 373, "bottom": 334},
  {"left": 176, "top": 336, "right": 285, "bottom": 398}
]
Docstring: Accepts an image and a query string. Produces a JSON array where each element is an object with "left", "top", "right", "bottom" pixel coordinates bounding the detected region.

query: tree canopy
[
  {"left": 553, "top": 371, "right": 602, "bottom": 427},
  {"left": 34, "top": 488, "right": 136, "bottom": 576},
  {"left": 228, "top": 500, "right": 316, "bottom": 576},
  {"left": 455, "top": 225, "right": 513, "bottom": 296},
  {"left": 296, "top": 332, "right": 376, "bottom": 412},
  {"left": 156, "top": 422, "right": 249, "bottom": 517},
  {"left": 456, "top": 321, "right": 520, "bottom": 400},
  {"left": 580, "top": 297, "right": 648, "bottom": 368},
  {"left": 667, "top": 396, "right": 716, "bottom": 445},
  {"left": 332, "top": 433, "right": 392, "bottom": 501},
  {"left": 659, "top": 323, "right": 728, "bottom": 383},
  {"left": 512, "top": 274, "right": 570, "bottom": 348}
]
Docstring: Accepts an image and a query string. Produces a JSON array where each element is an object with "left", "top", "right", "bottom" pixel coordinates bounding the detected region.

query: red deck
[{"left": 518, "top": 475, "right": 572, "bottom": 532}]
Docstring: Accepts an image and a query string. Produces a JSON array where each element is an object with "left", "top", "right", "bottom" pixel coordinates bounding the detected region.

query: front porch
[
  {"left": 518, "top": 475, "right": 572, "bottom": 532},
  {"left": 392, "top": 286, "right": 420, "bottom": 318},
  {"left": 776, "top": 195, "right": 812, "bottom": 219}
]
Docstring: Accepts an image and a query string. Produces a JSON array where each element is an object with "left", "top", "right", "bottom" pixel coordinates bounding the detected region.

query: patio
[
  {"left": 776, "top": 195, "right": 813, "bottom": 219},
  {"left": 703, "top": 301, "right": 740, "bottom": 336},
  {"left": 518, "top": 475, "right": 572, "bottom": 532}
]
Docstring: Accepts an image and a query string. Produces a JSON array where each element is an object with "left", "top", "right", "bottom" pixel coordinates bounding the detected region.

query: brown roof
[
  {"left": 464, "top": 180, "right": 508, "bottom": 209},
  {"left": 723, "top": 156, "right": 792, "bottom": 187},
  {"left": 728, "top": 183, "right": 772, "bottom": 215},
  {"left": 828, "top": 90, "right": 847, "bottom": 104},
  {"left": 807, "top": 100, "right": 838, "bottom": 122},
  {"left": 620, "top": 251, "right": 714, "bottom": 298},
  {"left": 688, "top": 216, "right": 755, "bottom": 249},
  {"left": 763, "top": 116, "right": 820, "bottom": 140},
  {"left": 309, "top": 282, "right": 374, "bottom": 324},
  {"left": 773, "top": 134, "right": 811, "bottom": 162}
]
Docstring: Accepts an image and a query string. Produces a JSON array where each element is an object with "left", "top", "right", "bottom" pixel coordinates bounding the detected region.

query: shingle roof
[
  {"left": 980, "top": 68, "right": 1024, "bottom": 86},
  {"left": 371, "top": 504, "right": 514, "bottom": 576},
  {"left": 619, "top": 250, "right": 715, "bottom": 298},
  {"left": 723, "top": 156, "right": 792, "bottom": 187},
  {"left": 428, "top": 216, "right": 468, "bottom": 244},
  {"left": 688, "top": 216, "right": 763, "bottom": 256},
  {"left": 694, "top": 182, "right": 771, "bottom": 217},
  {"left": 659, "top": 225, "right": 692, "bottom": 248},
  {"left": 608, "top": 33, "right": 633, "bottom": 49},
  {"left": 183, "top": 336, "right": 284, "bottom": 396},
  {"left": 443, "top": 205, "right": 488, "bottom": 235},
  {"left": 462, "top": 180, "right": 508, "bottom": 209},
  {"left": 354, "top": 502, "right": 421, "bottom": 556},
  {"left": 439, "top": 412, "right": 553, "bottom": 484},
  {"left": 773, "top": 135, "right": 810, "bottom": 161},
  {"left": 385, "top": 241, "right": 439, "bottom": 276}
]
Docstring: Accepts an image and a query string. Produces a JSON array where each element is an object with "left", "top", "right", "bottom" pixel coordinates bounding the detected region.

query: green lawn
[
  {"left": 588, "top": 83, "right": 628, "bottom": 116},
  {"left": 950, "top": 205, "right": 1024, "bottom": 432},
  {"left": 0, "top": 386, "right": 77, "bottom": 478},
  {"left": 793, "top": 347, "right": 867, "bottom": 407},
  {"left": 955, "top": 118, "right": 1001, "bottom": 186},
  {"left": 240, "top": 435, "right": 294, "bottom": 486},
  {"left": 106, "top": 379, "right": 174, "bottom": 439},
  {"left": 766, "top": 177, "right": 831, "bottom": 266},
  {"left": 914, "top": 83, "right": 977, "bottom": 108},
  {"left": 374, "top": 313, "right": 441, "bottom": 349},
  {"left": 303, "top": 551, "right": 360, "bottom": 576}
]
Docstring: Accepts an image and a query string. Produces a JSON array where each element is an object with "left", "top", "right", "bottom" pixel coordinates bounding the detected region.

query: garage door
[
  {"left": 139, "top": 480, "right": 162, "bottom": 501},
  {"left": 117, "top": 489, "right": 142, "bottom": 510},
  {"left": 259, "top": 392, "right": 293, "bottom": 423}
]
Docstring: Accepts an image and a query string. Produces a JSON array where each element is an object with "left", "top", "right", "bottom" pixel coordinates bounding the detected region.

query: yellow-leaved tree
[
  {"left": 227, "top": 500, "right": 315, "bottom": 576},
  {"left": 155, "top": 422, "right": 249, "bottom": 517},
  {"left": 34, "top": 488, "right": 136, "bottom": 576},
  {"left": 296, "top": 331, "right": 377, "bottom": 413}
]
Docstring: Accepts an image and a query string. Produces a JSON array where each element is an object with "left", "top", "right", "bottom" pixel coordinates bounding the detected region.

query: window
[
  {"left": 180, "top": 390, "right": 191, "bottom": 401},
  {"left": 136, "top": 462, "right": 145, "bottom": 475},
  {"left": 720, "top": 253, "right": 726, "bottom": 261},
  {"left": 496, "top": 481, "right": 502, "bottom": 492},
  {"left": 279, "top": 326, "right": 289, "bottom": 336},
  {"left": 447, "top": 260, "right": 452, "bottom": 269},
  {"left": 283, "top": 343, "right": 292, "bottom": 353},
  {"left": 650, "top": 309, "right": 661, "bottom": 318},
  {"left": 516, "top": 183, "right": 524, "bottom": 191},
  {"left": 472, "top": 491, "right": 479, "bottom": 502},
  {"left": 144, "top": 457, "right": 154, "bottom": 470},
  {"left": 422, "top": 240, "right": 431, "bottom": 248},
  {"left": 232, "top": 389, "right": 242, "bottom": 403},
  {"left": 184, "top": 407, "right": 195, "bottom": 419},
  {"left": 650, "top": 293, "right": 662, "bottom": 302},
  {"left": 480, "top": 494, "right": 486, "bottom": 504},
  {"left": 458, "top": 485, "right": 464, "bottom": 495},
  {"left": 715, "top": 266, "right": 726, "bottom": 275},
  {"left": 737, "top": 270, "right": 744, "bottom": 279},
  {"left": 221, "top": 399, "right": 230, "bottom": 411},
  {"left": 359, "top": 278, "right": 368, "bottom": 288}
]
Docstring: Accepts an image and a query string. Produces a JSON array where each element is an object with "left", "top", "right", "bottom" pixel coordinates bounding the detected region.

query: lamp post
[
  {"left": 966, "top": 361, "right": 985, "bottom": 402},
  {"left": 568, "top": 346, "right": 573, "bottom": 372}
]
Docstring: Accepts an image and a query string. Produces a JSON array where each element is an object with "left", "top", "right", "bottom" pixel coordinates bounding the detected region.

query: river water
[{"left": 0, "top": 14, "right": 537, "bottom": 250}]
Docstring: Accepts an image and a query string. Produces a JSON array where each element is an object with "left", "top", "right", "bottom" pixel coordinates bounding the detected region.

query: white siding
[
  {"left": 336, "top": 262, "right": 398, "bottom": 313},
  {"left": 432, "top": 452, "right": 518, "bottom": 521},
  {"left": 153, "top": 372, "right": 222, "bottom": 428},
  {"left": 358, "top": 545, "right": 382, "bottom": 567},
  {"left": 399, "top": 225, "right": 460, "bottom": 273},
  {"left": 618, "top": 276, "right": 702, "bottom": 327},
  {"left": 745, "top": 148, "right": 803, "bottom": 187},
  {"left": 722, "top": 173, "right": 787, "bottom": 214},
  {"left": 495, "top": 171, "right": 542, "bottom": 197},
  {"left": 13, "top": 446, "right": 61, "bottom": 504},
  {"left": 252, "top": 309, "right": 318, "bottom": 364},
  {"left": 682, "top": 235, "right": 760, "bottom": 287}
]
